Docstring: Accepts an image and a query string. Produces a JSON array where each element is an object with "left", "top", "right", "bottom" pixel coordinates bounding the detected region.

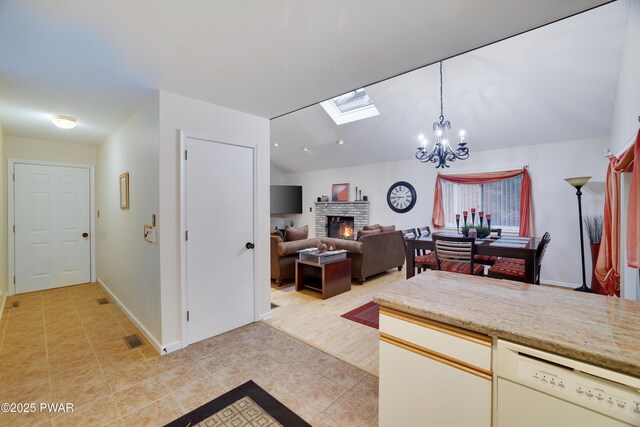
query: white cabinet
[{"left": 379, "top": 308, "right": 493, "bottom": 427}]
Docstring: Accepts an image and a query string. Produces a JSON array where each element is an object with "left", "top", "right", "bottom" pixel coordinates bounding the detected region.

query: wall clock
[{"left": 387, "top": 181, "right": 417, "bottom": 213}]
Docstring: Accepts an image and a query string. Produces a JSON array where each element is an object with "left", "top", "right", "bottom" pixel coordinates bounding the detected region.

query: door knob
[
  {"left": 82, "top": 232, "right": 89, "bottom": 238},
  {"left": 245, "top": 242, "right": 255, "bottom": 249}
]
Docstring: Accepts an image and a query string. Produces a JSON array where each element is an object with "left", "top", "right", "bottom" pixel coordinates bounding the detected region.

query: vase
[{"left": 590, "top": 243, "right": 602, "bottom": 294}]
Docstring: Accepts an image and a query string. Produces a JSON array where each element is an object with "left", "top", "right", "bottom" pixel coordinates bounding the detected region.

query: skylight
[{"left": 320, "top": 88, "right": 380, "bottom": 125}]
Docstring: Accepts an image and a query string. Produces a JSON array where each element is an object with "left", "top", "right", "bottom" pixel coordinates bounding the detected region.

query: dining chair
[
  {"left": 490, "top": 228, "right": 502, "bottom": 237},
  {"left": 417, "top": 226, "right": 431, "bottom": 237},
  {"left": 487, "top": 232, "right": 551, "bottom": 284},
  {"left": 433, "top": 234, "right": 484, "bottom": 276},
  {"left": 403, "top": 228, "right": 436, "bottom": 273},
  {"left": 402, "top": 228, "right": 418, "bottom": 239}
]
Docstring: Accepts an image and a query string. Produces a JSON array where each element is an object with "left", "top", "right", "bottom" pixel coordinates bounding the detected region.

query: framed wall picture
[
  {"left": 331, "top": 183, "right": 349, "bottom": 201},
  {"left": 119, "top": 172, "right": 129, "bottom": 209}
]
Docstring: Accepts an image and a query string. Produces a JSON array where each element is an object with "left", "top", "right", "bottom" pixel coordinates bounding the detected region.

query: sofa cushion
[
  {"left": 380, "top": 225, "right": 396, "bottom": 233},
  {"left": 363, "top": 224, "right": 381, "bottom": 230},
  {"left": 357, "top": 228, "right": 381, "bottom": 241},
  {"left": 284, "top": 225, "right": 308, "bottom": 241},
  {"left": 277, "top": 238, "right": 321, "bottom": 256}
]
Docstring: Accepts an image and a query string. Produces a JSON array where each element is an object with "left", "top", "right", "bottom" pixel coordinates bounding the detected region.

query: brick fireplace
[{"left": 315, "top": 201, "right": 369, "bottom": 240}]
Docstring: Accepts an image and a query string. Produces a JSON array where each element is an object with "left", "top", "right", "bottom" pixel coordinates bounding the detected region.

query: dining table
[{"left": 404, "top": 233, "right": 542, "bottom": 284}]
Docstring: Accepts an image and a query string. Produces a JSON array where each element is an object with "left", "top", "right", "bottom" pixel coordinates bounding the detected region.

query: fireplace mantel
[{"left": 315, "top": 201, "right": 369, "bottom": 239}]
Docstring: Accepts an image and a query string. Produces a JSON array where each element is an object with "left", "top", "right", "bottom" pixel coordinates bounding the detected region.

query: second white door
[
  {"left": 14, "top": 163, "right": 91, "bottom": 293},
  {"left": 184, "top": 137, "right": 255, "bottom": 345}
]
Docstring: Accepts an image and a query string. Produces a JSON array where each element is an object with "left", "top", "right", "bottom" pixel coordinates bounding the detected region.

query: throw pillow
[
  {"left": 357, "top": 228, "right": 381, "bottom": 241},
  {"left": 363, "top": 224, "right": 381, "bottom": 230},
  {"left": 285, "top": 225, "right": 308, "bottom": 241},
  {"left": 380, "top": 225, "right": 396, "bottom": 233}
]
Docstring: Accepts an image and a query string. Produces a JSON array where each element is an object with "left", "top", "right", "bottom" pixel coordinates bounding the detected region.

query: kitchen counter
[{"left": 373, "top": 270, "right": 640, "bottom": 378}]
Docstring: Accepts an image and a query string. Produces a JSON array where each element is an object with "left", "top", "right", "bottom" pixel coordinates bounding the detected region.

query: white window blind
[{"left": 441, "top": 174, "right": 523, "bottom": 231}]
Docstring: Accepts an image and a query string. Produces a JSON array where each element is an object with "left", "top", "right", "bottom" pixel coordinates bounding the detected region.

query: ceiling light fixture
[
  {"left": 415, "top": 61, "right": 469, "bottom": 168},
  {"left": 302, "top": 146, "right": 309, "bottom": 152},
  {"left": 337, "top": 139, "right": 344, "bottom": 145},
  {"left": 51, "top": 115, "right": 78, "bottom": 129},
  {"left": 273, "top": 142, "right": 279, "bottom": 147}
]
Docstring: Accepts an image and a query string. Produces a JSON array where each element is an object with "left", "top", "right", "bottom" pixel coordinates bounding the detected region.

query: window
[
  {"left": 442, "top": 174, "right": 523, "bottom": 231},
  {"left": 320, "top": 88, "right": 380, "bottom": 125}
]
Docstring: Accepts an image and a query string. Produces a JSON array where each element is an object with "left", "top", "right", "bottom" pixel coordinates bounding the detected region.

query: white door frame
[
  {"left": 179, "top": 131, "right": 259, "bottom": 347},
  {"left": 7, "top": 159, "right": 97, "bottom": 295}
]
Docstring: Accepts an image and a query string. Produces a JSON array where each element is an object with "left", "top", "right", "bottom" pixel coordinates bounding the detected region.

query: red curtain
[
  {"left": 596, "top": 131, "right": 640, "bottom": 296},
  {"left": 432, "top": 168, "right": 534, "bottom": 237}
]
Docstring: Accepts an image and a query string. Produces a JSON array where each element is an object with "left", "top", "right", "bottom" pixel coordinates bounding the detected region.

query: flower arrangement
[{"left": 460, "top": 224, "right": 491, "bottom": 238}]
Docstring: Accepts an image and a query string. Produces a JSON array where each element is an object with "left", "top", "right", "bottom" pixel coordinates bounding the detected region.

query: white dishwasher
[{"left": 496, "top": 340, "right": 640, "bottom": 427}]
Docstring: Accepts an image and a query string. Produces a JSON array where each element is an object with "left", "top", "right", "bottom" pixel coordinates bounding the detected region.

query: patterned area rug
[
  {"left": 165, "top": 380, "right": 310, "bottom": 427},
  {"left": 341, "top": 301, "right": 379, "bottom": 329}
]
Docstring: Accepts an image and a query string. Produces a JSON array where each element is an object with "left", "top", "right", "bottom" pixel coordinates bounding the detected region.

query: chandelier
[{"left": 415, "top": 61, "right": 469, "bottom": 168}]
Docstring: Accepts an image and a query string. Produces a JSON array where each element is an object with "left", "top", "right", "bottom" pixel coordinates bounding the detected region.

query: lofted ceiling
[
  {"left": 271, "top": 0, "right": 630, "bottom": 174},
  {"left": 0, "top": 0, "right": 614, "bottom": 145}
]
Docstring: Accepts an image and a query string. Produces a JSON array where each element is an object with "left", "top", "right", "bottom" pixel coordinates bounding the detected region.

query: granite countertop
[{"left": 373, "top": 270, "right": 640, "bottom": 377}]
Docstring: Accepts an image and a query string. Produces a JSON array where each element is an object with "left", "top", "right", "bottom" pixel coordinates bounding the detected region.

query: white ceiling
[
  {"left": 271, "top": 0, "right": 630, "bottom": 174},
  {"left": 0, "top": 0, "right": 612, "bottom": 145}
]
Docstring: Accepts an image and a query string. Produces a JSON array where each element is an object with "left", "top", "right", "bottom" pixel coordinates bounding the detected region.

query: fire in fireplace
[{"left": 327, "top": 216, "right": 355, "bottom": 240}]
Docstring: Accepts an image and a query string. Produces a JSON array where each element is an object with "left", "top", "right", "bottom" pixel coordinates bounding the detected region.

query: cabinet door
[{"left": 379, "top": 340, "right": 492, "bottom": 427}]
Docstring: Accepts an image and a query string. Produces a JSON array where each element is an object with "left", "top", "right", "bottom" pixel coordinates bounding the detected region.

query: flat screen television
[{"left": 270, "top": 185, "right": 303, "bottom": 214}]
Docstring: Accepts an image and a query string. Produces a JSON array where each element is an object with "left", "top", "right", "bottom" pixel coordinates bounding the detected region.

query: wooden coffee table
[{"left": 295, "top": 257, "right": 351, "bottom": 299}]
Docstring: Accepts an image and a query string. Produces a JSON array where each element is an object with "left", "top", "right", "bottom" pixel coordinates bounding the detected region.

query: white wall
[
  {"left": 610, "top": 0, "right": 640, "bottom": 156},
  {"left": 5, "top": 136, "right": 98, "bottom": 165},
  {"left": 283, "top": 137, "right": 609, "bottom": 286},
  {"left": 0, "top": 123, "right": 6, "bottom": 305},
  {"left": 271, "top": 164, "right": 285, "bottom": 185},
  {"left": 158, "top": 91, "right": 270, "bottom": 350},
  {"left": 97, "top": 95, "right": 162, "bottom": 345},
  {"left": 610, "top": 0, "right": 640, "bottom": 299}
]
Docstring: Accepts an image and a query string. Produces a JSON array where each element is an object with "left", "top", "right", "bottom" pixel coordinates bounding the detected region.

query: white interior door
[
  {"left": 185, "top": 137, "right": 255, "bottom": 344},
  {"left": 14, "top": 163, "right": 91, "bottom": 293}
]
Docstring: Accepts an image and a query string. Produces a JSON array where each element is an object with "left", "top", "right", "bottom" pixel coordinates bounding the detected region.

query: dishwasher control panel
[
  {"left": 519, "top": 358, "right": 640, "bottom": 423},
  {"left": 497, "top": 340, "right": 640, "bottom": 426}
]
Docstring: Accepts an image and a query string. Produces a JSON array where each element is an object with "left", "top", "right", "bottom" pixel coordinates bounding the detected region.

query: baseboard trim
[
  {"left": 97, "top": 278, "right": 165, "bottom": 355},
  {"left": 162, "top": 341, "right": 182, "bottom": 354},
  {"left": 540, "top": 279, "right": 580, "bottom": 290},
  {"left": 0, "top": 292, "right": 7, "bottom": 322},
  {"left": 259, "top": 310, "right": 273, "bottom": 321}
]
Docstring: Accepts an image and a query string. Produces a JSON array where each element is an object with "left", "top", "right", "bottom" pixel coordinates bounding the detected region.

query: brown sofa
[{"left": 270, "top": 230, "right": 405, "bottom": 285}]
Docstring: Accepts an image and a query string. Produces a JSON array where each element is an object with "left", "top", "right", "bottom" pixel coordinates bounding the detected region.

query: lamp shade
[{"left": 565, "top": 176, "right": 591, "bottom": 188}]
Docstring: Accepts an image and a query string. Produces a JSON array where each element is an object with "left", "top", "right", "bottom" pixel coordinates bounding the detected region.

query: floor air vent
[
  {"left": 97, "top": 298, "right": 109, "bottom": 305},
  {"left": 123, "top": 334, "right": 143, "bottom": 349},
  {"left": 10, "top": 301, "right": 20, "bottom": 308}
]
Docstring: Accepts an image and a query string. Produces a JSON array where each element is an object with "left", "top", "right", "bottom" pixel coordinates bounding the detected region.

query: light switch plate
[{"left": 144, "top": 224, "right": 156, "bottom": 243}]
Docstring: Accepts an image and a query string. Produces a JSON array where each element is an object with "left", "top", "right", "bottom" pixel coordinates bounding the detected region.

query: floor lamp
[{"left": 565, "top": 176, "right": 594, "bottom": 292}]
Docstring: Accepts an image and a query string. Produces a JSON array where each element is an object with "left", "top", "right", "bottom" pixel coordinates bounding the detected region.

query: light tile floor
[{"left": 0, "top": 283, "right": 378, "bottom": 426}]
